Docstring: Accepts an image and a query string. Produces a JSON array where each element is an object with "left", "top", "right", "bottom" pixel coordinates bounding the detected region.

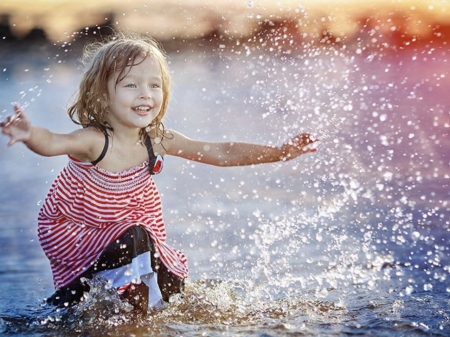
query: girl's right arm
[{"left": 1, "top": 104, "right": 98, "bottom": 160}]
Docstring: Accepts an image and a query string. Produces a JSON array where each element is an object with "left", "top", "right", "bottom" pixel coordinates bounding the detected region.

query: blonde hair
[{"left": 68, "top": 32, "right": 171, "bottom": 140}]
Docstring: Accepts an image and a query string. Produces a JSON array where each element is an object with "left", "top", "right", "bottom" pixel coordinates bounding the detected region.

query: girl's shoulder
[
  {"left": 71, "top": 126, "right": 109, "bottom": 140},
  {"left": 157, "top": 129, "right": 195, "bottom": 157},
  {"left": 147, "top": 128, "right": 174, "bottom": 156},
  {"left": 155, "top": 128, "right": 180, "bottom": 154},
  {"left": 68, "top": 127, "right": 109, "bottom": 163},
  {"left": 69, "top": 127, "right": 108, "bottom": 147}
]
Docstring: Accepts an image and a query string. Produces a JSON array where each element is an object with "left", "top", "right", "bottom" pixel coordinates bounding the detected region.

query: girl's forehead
[
  {"left": 113, "top": 56, "right": 161, "bottom": 80},
  {"left": 131, "top": 57, "right": 160, "bottom": 71},
  {"left": 120, "top": 54, "right": 157, "bottom": 68}
]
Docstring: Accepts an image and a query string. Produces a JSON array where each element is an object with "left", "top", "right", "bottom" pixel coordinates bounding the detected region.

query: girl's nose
[{"left": 140, "top": 88, "right": 151, "bottom": 99}]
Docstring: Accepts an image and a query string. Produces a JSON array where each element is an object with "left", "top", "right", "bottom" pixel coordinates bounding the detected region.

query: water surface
[{"left": 0, "top": 38, "right": 449, "bottom": 336}]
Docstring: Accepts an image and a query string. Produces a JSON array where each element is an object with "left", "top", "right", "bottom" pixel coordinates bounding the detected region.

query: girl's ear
[{"left": 102, "top": 93, "right": 110, "bottom": 112}]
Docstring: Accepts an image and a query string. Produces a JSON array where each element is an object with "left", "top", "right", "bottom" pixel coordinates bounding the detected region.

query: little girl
[{"left": 1, "top": 32, "right": 317, "bottom": 312}]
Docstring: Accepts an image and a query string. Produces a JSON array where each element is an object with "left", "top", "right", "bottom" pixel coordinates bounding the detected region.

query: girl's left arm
[{"left": 162, "top": 130, "right": 318, "bottom": 167}]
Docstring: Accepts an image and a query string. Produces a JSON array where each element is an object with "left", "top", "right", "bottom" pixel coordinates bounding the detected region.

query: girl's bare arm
[
  {"left": 162, "top": 129, "right": 318, "bottom": 167},
  {"left": 1, "top": 104, "right": 99, "bottom": 160}
]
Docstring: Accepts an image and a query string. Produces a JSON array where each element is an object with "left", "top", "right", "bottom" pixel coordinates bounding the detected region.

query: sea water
[{"left": 0, "top": 37, "right": 449, "bottom": 336}]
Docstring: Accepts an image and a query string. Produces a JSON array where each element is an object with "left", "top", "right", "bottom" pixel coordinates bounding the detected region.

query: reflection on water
[{"left": 0, "top": 35, "right": 449, "bottom": 336}]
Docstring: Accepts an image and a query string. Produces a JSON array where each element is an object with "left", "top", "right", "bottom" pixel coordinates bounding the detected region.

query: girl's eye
[
  {"left": 125, "top": 83, "right": 136, "bottom": 88},
  {"left": 150, "top": 84, "right": 160, "bottom": 89}
]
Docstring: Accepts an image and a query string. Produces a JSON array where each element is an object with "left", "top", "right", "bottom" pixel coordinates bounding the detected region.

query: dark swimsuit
[
  {"left": 91, "top": 129, "right": 164, "bottom": 175},
  {"left": 90, "top": 129, "right": 109, "bottom": 166}
]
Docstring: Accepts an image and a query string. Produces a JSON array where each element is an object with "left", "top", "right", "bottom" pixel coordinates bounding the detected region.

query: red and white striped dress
[{"left": 37, "top": 156, "right": 188, "bottom": 290}]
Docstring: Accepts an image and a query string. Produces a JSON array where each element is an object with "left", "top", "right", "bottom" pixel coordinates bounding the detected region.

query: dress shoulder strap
[
  {"left": 91, "top": 128, "right": 109, "bottom": 166},
  {"left": 145, "top": 134, "right": 164, "bottom": 175}
]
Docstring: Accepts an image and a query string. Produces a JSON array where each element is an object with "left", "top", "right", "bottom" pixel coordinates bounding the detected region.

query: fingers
[
  {"left": 301, "top": 133, "right": 319, "bottom": 144},
  {"left": 12, "top": 104, "right": 23, "bottom": 123},
  {"left": 7, "top": 138, "right": 17, "bottom": 147},
  {"left": 0, "top": 115, "right": 12, "bottom": 128},
  {"left": 291, "top": 133, "right": 319, "bottom": 148},
  {"left": 13, "top": 103, "right": 23, "bottom": 117},
  {"left": 2, "top": 105, "right": 25, "bottom": 126},
  {"left": 296, "top": 133, "right": 319, "bottom": 155},
  {"left": 1, "top": 104, "right": 26, "bottom": 147},
  {"left": 1, "top": 104, "right": 23, "bottom": 127},
  {"left": 1, "top": 115, "right": 18, "bottom": 128}
]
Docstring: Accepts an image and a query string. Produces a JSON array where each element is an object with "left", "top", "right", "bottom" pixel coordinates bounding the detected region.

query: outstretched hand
[
  {"left": 0, "top": 104, "right": 32, "bottom": 146},
  {"left": 280, "top": 133, "right": 318, "bottom": 161}
]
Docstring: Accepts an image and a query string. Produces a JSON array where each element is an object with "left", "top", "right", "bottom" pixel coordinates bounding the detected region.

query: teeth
[{"left": 134, "top": 106, "right": 150, "bottom": 111}]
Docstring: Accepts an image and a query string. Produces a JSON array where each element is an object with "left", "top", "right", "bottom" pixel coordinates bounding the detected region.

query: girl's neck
[
  {"left": 105, "top": 121, "right": 143, "bottom": 146},
  {"left": 113, "top": 131, "right": 143, "bottom": 147}
]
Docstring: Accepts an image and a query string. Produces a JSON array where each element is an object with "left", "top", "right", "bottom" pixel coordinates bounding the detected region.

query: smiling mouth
[{"left": 132, "top": 106, "right": 152, "bottom": 115}]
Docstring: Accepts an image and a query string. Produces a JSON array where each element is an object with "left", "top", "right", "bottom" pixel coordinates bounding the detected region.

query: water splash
[{"left": 1, "top": 276, "right": 348, "bottom": 336}]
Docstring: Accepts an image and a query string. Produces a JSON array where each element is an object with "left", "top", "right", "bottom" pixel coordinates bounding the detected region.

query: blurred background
[
  {"left": 0, "top": 1, "right": 449, "bottom": 336},
  {"left": 1, "top": 0, "right": 450, "bottom": 48}
]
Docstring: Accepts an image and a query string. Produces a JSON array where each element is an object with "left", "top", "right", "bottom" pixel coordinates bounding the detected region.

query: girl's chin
[{"left": 135, "top": 115, "right": 157, "bottom": 126}]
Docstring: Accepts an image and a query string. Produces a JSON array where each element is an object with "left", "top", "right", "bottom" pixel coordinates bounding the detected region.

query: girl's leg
[{"left": 47, "top": 225, "right": 184, "bottom": 311}]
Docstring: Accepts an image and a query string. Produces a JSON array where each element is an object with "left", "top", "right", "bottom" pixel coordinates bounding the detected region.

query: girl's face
[{"left": 105, "top": 56, "right": 163, "bottom": 133}]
